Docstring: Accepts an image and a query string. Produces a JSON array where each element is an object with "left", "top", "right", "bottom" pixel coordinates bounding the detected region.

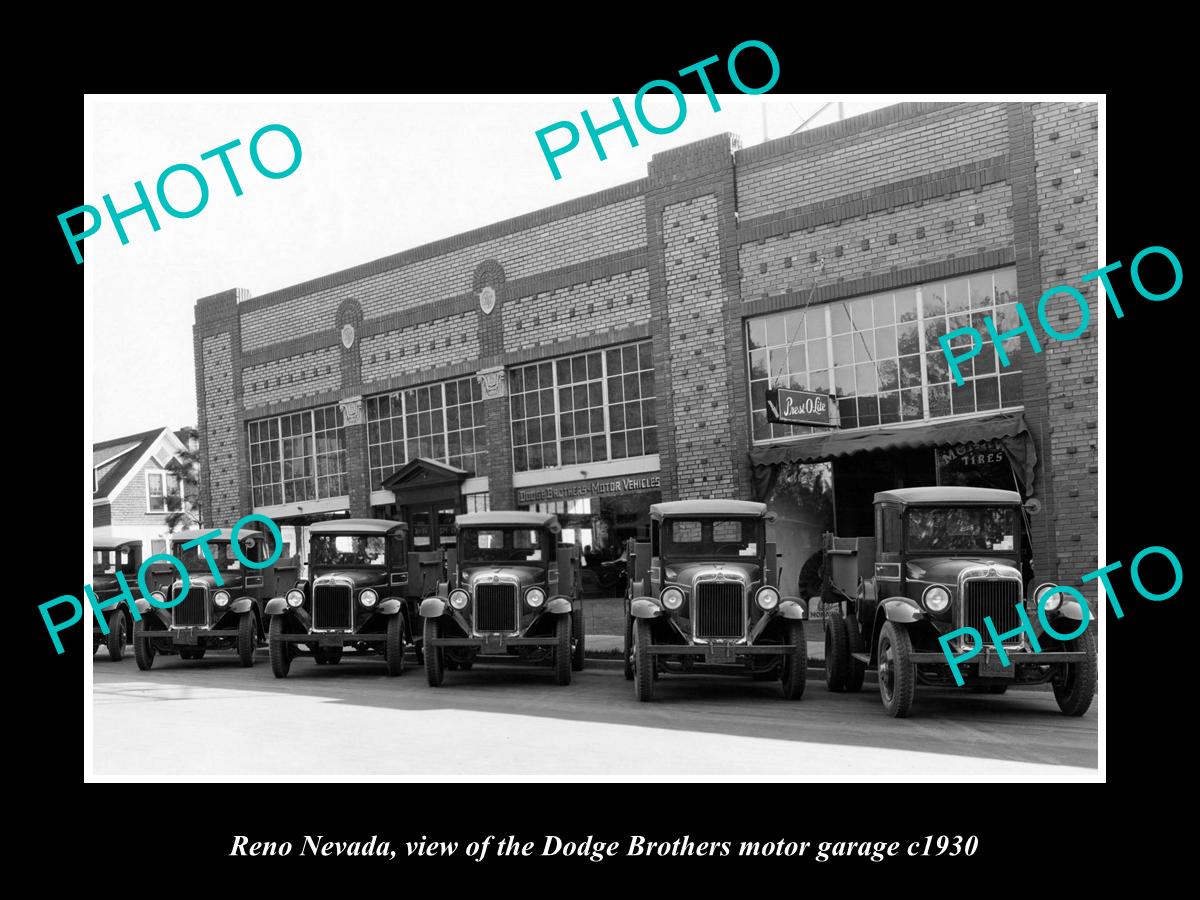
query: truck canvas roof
[{"left": 874, "top": 487, "right": 1022, "bottom": 505}]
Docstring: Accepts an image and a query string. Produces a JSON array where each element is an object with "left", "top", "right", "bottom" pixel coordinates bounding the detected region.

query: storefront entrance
[{"left": 380, "top": 458, "right": 467, "bottom": 550}]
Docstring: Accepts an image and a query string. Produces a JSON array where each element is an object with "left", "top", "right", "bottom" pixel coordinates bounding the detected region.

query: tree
[{"left": 165, "top": 426, "right": 202, "bottom": 530}]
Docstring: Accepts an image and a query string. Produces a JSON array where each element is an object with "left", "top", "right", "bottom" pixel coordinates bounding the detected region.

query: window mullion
[
  {"left": 551, "top": 362, "right": 563, "bottom": 469},
  {"left": 600, "top": 351, "right": 613, "bottom": 459},
  {"left": 915, "top": 286, "right": 931, "bottom": 421}
]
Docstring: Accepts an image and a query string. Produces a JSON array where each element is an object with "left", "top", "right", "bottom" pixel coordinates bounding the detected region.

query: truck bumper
[
  {"left": 427, "top": 633, "right": 557, "bottom": 653},
  {"left": 646, "top": 642, "right": 796, "bottom": 661}
]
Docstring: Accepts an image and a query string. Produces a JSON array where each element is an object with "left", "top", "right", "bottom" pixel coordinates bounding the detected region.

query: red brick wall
[{"left": 1032, "top": 102, "right": 1099, "bottom": 594}]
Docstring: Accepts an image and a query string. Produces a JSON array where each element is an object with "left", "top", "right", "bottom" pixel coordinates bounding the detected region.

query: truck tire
[
  {"left": 824, "top": 612, "right": 849, "bottom": 692},
  {"left": 780, "top": 620, "right": 807, "bottom": 700},
  {"left": 554, "top": 614, "right": 572, "bottom": 686},
  {"left": 106, "top": 610, "right": 126, "bottom": 662},
  {"left": 269, "top": 615, "right": 291, "bottom": 678},
  {"left": 634, "top": 618, "right": 654, "bottom": 702},
  {"left": 878, "top": 621, "right": 916, "bottom": 718},
  {"left": 844, "top": 612, "right": 867, "bottom": 692},
  {"left": 237, "top": 613, "right": 255, "bottom": 667},
  {"left": 423, "top": 617, "right": 445, "bottom": 687},
  {"left": 1053, "top": 628, "right": 1097, "bottom": 716},
  {"left": 384, "top": 614, "right": 405, "bottom": 677},
  {"left": 133, "top": 621, "right": 155, "bottom": 671},
  {"left": 623, "top": 614, "right": 634, "bottom": 681},
  {"left": 571, "top": 608, "right": 586, "bottom": 672}
]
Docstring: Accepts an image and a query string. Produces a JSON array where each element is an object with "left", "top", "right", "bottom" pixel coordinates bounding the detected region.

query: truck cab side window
[{"left": 882, "top": 506, "right": 902, "bottom": 554}]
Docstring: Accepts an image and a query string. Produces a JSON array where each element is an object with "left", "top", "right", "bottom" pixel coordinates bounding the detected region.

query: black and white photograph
[{"left": 77, "top": 89, "right": 1112, "bottom": 787}]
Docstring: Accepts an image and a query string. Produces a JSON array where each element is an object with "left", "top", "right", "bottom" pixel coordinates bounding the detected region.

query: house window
[
  {"left": 509, "top": 340, "right": 657, "bottom": 473},
  {"left": 746, "top": 268, "right": 1023, "bottom": 442},
  {"left": 145, "top": 471, "right": 178, "bottom": 513},
  {"left": 364, "top": 376, "right": 489, "bottom": 489},
  {"left": 464, "top": 492, "right": 490, "bottom": 514},
  {"left": 247, "top": 404, "right": 348, "bottom": 508}
]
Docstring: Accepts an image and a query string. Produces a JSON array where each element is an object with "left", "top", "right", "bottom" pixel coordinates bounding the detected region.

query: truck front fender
[
  {"left": 1055, "top": 598, "right": 1087, "bottom": 622},
  {"left": 229, "top": 597, "right": 254, "bottom": 615},
  {"left": 546, "top": 596, "right": 572, "bottom": 615},
  {"left": 881, "top": 598, "right": 925, "bottom": 624},
  {"left": 419, "top": 597, "right": 447, "bottom": 619},
  {"left": 377, "top": 598, "right": 402, "bottom": 616},
  {"left": 777, "top": 598, "right": 807, "bottom": 620},
  {"left": 631, "top": 598, "right": 662, "bottom": 619},
  {"left": 133, "top": 604, "right": 171, "bottom": 630},
  {"left": 265, "top": 597, "right": 289, "bottom": 617}
]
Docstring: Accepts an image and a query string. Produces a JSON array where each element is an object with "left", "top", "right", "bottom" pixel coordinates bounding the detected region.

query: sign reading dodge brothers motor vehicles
[
  {"left": 765, "top": 388, "right": 836, "bottom": 427},
  {"left": 516, "top": 475, "right": 662, "bottom": 505}
]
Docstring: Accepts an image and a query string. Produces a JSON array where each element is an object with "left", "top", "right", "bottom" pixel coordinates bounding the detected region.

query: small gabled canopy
[
  {"left": 93, "top": 529, "right": 141, "bottom": 552},
  {"left": 456, "top": 511, "right": 560, "bottom": 531},
  {"left": 874, "top": 487, "right": 1022, "bottom": 506},
  {"left": 651, "top": 499, "right": 770, "bottom": 520},
  {"left": 309, "top": 518, "right": 408, "bottom": 536},
  {"left": 166, "top": 525, "right": 262, "bottom": 547}
]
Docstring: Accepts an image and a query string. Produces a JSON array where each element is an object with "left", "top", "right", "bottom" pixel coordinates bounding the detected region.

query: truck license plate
[
  {"left": 979, "top": 650, "right": 1015, "bottom": 678},
  {"left": 319, "top": 632, "right": 344, "bottom": 648},
  {"left": 708, "top": 642, "right": 735, "bottom": 661}
]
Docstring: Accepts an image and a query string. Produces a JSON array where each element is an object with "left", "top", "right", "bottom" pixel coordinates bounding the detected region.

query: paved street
[{"left": 92, "top": 648, "right": 1098, "bottom": 780}]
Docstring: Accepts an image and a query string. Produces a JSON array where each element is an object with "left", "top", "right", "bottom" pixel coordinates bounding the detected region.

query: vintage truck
[
  {"left": 419, "top": 511, "right": 584, "bottom": 686},
  {"left": 132, "top": 527, "right": 300, "bottom": 669},
  {"left": 623, "top": 499, "right": 808, "bottom": 702},
  {"left": 821, "top": 486, "right": 1096, "bottom": 717},
  {"left": 91, "top": 532, "right": 142, "bottom": 661},
  {"left": 265, "top": 519, "right": 442, "bottom": 677}
]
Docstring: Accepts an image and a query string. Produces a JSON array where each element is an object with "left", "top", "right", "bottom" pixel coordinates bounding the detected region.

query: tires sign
[{"left": 765, "top": 388, "right": 836, "bottom": 427}]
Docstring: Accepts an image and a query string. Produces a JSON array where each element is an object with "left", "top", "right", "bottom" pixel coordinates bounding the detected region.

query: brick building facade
[{"left": 193, "top": 101, "right": 1098, "bottom": 593}]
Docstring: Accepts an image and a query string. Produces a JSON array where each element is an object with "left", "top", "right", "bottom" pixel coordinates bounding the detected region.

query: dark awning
[{"left": 749, "top": 411, "right": 1038, "bottom": 499}]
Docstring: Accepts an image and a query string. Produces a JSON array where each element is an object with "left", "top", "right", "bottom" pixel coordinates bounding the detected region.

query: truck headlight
[
  {"left": 213, "top": 590, "right": 230, "bottom": 608},
  {"left": 360, "top": 589, "right": 378, "bottom": 608},
  {"left": 755, "top": 586, "right": 780, "bottom": 611},
  {"left": 923, "top": 585, "right": 950, "bottom": 613},
  {"left": 526, "top": 587, "right": 546, "bottom": 608},
  {"left": 286, "top": 589, "right": 305, "bottom": 608},
  {"left": 1035, "top": 583, "right": 1061, "bottom": 612},
  {"left": 449, "top": 589, "right": 469, "bottom": 609},
  {"left": 661, "top": 587, "right": 684, "bottom": 610}
]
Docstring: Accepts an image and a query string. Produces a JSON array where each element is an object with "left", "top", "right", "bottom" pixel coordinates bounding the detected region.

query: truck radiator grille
[
  {"left": 962, "top": 579, "right": 1022, "bottom": 644},
  {"left": 474, "top": 583, "right": 519, "bottom": 632},
  {"left": 171, "top": 584, "right": 207, "bottom": 627},
  {"left": 313, "top": 583, "right": 353, "bottom": 630},
  {"left": 695, "top": 582, "right": 745, "bottom": 640}
]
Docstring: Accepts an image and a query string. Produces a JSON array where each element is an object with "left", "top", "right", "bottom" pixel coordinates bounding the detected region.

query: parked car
[
  {"left": 91, "top": 532, "right": 143, "bottom": 661},
  {"left": 265, "top": 519, "right": 439, "bottom": 677},
  {"left": 132, "top": 527, "right": 300, "bottom": 669},
  {"left": 623, "top": 499, "right": 808, "bottom": 702},
  {"left": 419, "top": 511, "right": 584, "bottom": 686},
  {"left": 821, "top": 487, "right": 1096, "bottom": 717}
]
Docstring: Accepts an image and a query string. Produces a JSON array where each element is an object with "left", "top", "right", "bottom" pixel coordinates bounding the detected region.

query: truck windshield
[
  {"left": 310, "top": 534, "right": 388, "bottom": 568},
  {"left": 459, "top": 528, "right": 549, "bottom": 564},
  {"left": 905, "top": 506, "right": 1018, "bottom": 553},
  {"left": 173, "top": 541, "right": 242, "bottom": 572},
  {"left": 662, "top": 518, "right": 763, "bottom": 559}
]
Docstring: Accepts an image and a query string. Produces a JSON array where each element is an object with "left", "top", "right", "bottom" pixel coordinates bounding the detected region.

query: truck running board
[{"left": 851, "top": 653, "right": 871, "bottom": 664}]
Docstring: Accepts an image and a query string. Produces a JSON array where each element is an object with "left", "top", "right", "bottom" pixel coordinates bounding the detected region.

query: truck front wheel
[
  {"left": 780, "top": 621, "right": 807, "bottom": 700},
  {"left": 423, "top": 618, "right": 445, "bottom": 687},
  {"left": 1053, "top": 628, "right": 1097, "bottom": 716},
  {"left": 878, "top": 621, "right": 916, "bottom": 718},
  {"left": 634, "top": 618, "right": 654, "bottom": 702},
  {"left": 824, "top": 612, "right": 849, "bottom": 692}
]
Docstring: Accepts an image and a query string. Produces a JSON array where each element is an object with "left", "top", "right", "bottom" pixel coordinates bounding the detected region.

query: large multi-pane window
[
  {"left": 248, "top": 405, "right": 348, "bottom": 507},
  {"left": 364, "top": 376, "right": 488, "bottom": 488},
  {"left": 746, "top": 268, "right": 1023, "bottom": 442},
  {"left": 510, "top": 341, "right": 657, "bottom": 473}
]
